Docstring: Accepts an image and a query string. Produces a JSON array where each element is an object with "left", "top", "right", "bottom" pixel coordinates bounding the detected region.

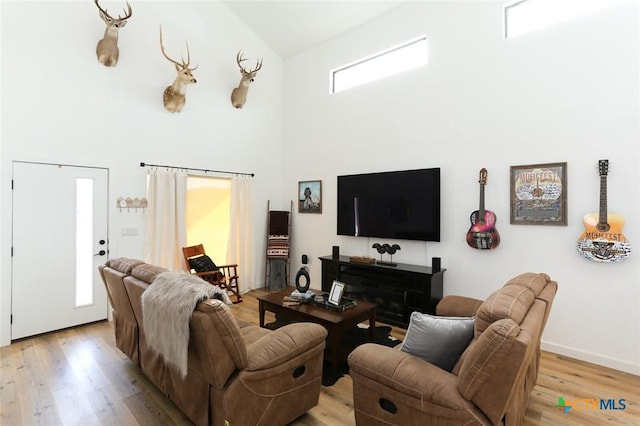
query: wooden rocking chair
[{"left": 182, "top": 244, "right": 242, "bottom": 304}]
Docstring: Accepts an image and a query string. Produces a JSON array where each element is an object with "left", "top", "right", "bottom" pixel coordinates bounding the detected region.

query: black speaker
[
  {"left": 332, "top": 245, "right": 340, "bottom": 259},
  {"left": 432, "top": 257, "right": 441, "bottom": 272}
]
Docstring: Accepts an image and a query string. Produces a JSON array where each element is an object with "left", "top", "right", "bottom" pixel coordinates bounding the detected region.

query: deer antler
[
  {"left": 236, "top": 51, "right": 248, "bottom": 68},
  {"left": 160, "top": 27, "right": 197, "bottom": 70},
  {"left": 160, "top": 26, "right": 182, "bottom": 68},
  {"left": 94, "top": 0, "right": 132, "bottom": 22},
  {"left": 236, "top": 51, "right": 262, "bottom": 74}
]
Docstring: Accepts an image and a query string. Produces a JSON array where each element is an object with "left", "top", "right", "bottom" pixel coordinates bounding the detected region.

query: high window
[
  {"left": 330, "top": 35, "right": 427, "bottom": 94},
  {"left": 504, "top": 0, "right": 625, "bottom": 39}
]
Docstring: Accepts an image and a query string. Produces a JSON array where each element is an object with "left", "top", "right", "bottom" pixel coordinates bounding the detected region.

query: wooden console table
[{"left": 319, "top": 255, "right": 445, "bottom": 327}]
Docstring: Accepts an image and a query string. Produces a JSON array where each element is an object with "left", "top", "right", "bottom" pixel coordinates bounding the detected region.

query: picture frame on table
[
  {"left": 510, "top": 162, "right": 567, "bottom": 226},
  {"left": 298, "top": 180, "right": 322, "bottom": 213},
  {"left": 328, "top": 280, "right": 345, "bottom": 306}
]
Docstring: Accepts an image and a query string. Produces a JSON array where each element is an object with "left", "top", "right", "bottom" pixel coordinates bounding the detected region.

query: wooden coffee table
[{"left": 258, "top": 289, "right": 376, "bottom": 370}]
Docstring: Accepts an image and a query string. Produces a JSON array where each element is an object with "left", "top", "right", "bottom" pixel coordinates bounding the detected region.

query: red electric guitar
[
  {"left": 577, "top": 160, "right": 631, "bottom": 262},
  {"left": 466, "top": 168, "right": 500, "bottom": 250}
]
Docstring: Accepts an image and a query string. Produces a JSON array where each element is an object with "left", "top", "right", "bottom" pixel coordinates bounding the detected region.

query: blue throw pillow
[{"left": 400, "top": 312, "right": 475, "bottom": 372}]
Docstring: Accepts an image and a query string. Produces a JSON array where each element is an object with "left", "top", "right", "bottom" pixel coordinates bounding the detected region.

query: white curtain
[
  {"left": 144, "top": 168, "right": 188, "bottom": 270},
  {"left": 228, "top": 175, "right": 256, "bottom": 291}
]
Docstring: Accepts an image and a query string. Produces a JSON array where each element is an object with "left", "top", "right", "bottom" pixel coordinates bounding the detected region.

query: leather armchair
[{"left": 348, "top": 272, "right": 557, "bottom": 425}]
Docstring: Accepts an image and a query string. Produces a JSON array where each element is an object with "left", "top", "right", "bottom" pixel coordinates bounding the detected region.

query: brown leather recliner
[
  {"left": 99, "top": 257, "right": 145, "bottom": 363},
  {"left": 348, "top": 272, "right": 557, "bottom": 425},
  {"left": 100, "top": 258, "right": 328, "bottom": 426}
]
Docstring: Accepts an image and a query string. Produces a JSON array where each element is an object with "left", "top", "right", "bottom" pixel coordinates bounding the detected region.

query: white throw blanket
[{"left": 141, "top": 271, "right": 232, "bottom": 377}]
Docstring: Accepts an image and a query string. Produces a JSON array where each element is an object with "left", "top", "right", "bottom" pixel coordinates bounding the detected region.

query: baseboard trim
[{"left": 542, "top": 341, "right": 640, "bottom": 376}]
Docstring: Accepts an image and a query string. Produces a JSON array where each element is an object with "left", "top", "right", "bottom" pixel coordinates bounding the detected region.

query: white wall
[
  {"left": 2, "top": 0, "right": 638, "bottom": 376},
  {"left": 0, "top": 1, "right": 285, "bottom": 345},
  {"left": 283, "top": 1, "right": 640, "bottom": 374}
]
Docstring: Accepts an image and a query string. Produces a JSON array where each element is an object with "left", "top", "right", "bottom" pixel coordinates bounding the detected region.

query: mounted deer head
[
  {"left": 159, "top": 27, "right": 197, "bottom": 113},
  {"left": 94, "top": 0, "right": 132, "bottom": 67},
  {"left": 231, "top": 51, "right": 263, "bottom": 109}
]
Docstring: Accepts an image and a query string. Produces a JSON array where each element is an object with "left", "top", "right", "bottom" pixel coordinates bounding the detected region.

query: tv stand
[{"left": 319, "top": 255, "right": 445, "bottom": 328}]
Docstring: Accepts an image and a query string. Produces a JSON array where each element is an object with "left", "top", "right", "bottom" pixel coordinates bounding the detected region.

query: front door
[{"left": 11, "top": 162, "right": 109, "bottom": 339}]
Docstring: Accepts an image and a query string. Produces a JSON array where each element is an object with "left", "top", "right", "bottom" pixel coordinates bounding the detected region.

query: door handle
[{"left": 94, "top": 250, "right": 106, "bottom": 256}]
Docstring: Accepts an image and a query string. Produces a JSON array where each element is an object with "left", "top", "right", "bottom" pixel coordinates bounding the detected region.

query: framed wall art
[
  {"left": 510, "top": 162, "right": 567, "bottom": 225},
  {"left": 298, "top": 180, "right": 322, "bottom": 213}
]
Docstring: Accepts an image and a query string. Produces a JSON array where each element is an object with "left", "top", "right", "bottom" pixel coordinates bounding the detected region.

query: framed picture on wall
[
  {"left": 298, "top": 180, "right": 322, "bottom": 213},
  {"left": 510, "top": 162, "right": 567, "bottom": 225}
]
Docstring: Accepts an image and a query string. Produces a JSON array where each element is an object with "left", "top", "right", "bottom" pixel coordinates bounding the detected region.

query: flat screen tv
[{"left": 337, "top": 168, "right": 440, "bottom": 242}]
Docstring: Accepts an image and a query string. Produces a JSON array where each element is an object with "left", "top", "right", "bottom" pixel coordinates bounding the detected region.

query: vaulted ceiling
[{"left": 222, "top": 1, "right": 408, "bottom": 59}]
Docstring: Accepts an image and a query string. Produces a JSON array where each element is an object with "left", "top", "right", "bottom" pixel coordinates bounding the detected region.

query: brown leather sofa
[
  {"left": 348, "top": 272, "right": 557, "bottom": 425},
  {"left": 99, "top": 257, "right": 328, "bottom": 426}
]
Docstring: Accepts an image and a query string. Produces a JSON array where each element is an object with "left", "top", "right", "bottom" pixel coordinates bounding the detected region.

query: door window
[{"left": 75, "top": 178, "right": 94, "bottom": 307}]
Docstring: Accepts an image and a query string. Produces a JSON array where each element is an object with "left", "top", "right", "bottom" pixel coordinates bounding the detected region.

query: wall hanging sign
[
  {"left": 298, "top": 180, "right": 322, "bottom": 213},
  {"left": 510, "top": 162, "right": 567, "bottom": 225}
]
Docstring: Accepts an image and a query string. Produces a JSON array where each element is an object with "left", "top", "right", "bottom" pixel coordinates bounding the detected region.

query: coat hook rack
[{"left": 116, "top": 196, "right": 147, "bottom": 212}]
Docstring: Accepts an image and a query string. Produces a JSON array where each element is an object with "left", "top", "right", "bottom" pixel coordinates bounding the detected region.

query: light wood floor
[{"left": 2, "top": 288, "right": 638, "bottom": 425}]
